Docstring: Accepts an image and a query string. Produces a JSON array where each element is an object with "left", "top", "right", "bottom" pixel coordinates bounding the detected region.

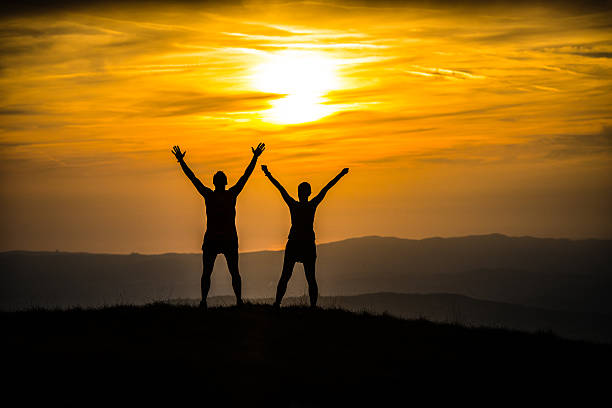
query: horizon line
[{"left": 2, "top": 233, "right": 610, "bottom": 256}]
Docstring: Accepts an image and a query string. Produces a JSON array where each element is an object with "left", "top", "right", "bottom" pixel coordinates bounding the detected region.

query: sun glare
[{"left": 252, "top": 50, "right": 341, "bottom": 125}]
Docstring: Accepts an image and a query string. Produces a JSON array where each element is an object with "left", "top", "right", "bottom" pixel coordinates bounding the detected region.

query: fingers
[
  {"left": 252, "top": 142, "right": 265, "bottom": 156},
  {"left": 171, "top": 145, "right": 185, "bottom": 160}
]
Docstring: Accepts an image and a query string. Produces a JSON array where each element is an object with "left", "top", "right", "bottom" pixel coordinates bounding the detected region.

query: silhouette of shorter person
[
  {"left": 262, "top": 165, "right": 349, "bottom": 308},
  {"left": 172, "top": 143, "right": 265, "bottom": 308}
]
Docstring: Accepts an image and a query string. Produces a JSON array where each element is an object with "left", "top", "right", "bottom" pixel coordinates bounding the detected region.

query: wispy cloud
[
  {"left": 1, "top": 0, "right": 611, "bottom": 251},
  {"left": 403, "top": 66, "right": 486, "bottom": 80},
  {"left": 132, "top": 91, "right": 281, "bottom": 117}
]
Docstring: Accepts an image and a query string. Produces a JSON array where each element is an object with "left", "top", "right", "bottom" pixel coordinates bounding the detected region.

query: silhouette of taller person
[
  {"left": 172, "top": 143, "right": 265, "bottom": 308},
  {"left": 262, "top": 165, "right": 349, "bottom": 308}
]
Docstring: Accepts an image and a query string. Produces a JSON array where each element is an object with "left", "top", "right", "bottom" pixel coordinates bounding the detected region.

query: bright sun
[{"left": 252, "top": 50, "right": 341, "bottom": 125}]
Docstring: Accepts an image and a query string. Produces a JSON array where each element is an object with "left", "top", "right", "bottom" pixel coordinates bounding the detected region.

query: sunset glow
[
  {"left": 1, "top": 1, "right": 611, "bottom": 253},
  {"left": 252, "top": 50, "right": 342, "bottom": 124}
]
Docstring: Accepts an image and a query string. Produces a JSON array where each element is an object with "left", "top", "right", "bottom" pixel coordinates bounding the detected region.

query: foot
[
  {"left": 272, "top": 301, "right": 280, "bottom": 310},
  {"left": 236, "top": 299, "right": 244, "bottom": 308},
  {"left": 199, "top": 300, "right": 207, "bottom": 310}
]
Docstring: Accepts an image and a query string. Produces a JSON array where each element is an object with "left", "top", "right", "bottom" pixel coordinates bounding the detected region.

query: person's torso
[
  {"left": 288, "top": 201, "right": 317, "bottom": 241},
  {"left": 204, "top": 190, "right": 237, "bottom": 239}
]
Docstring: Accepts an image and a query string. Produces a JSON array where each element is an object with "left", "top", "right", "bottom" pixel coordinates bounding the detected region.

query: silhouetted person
[
  {"left": 262, "top": 165, "right": 349, "bottom": 308},
  {"left": 172, "top": 143, "right": 265, "bottom": 308}
]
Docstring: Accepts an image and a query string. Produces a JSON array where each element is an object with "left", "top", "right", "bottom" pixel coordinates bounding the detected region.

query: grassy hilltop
[{"left": 3, "top": 303, "right": 610, "bottom": 406}]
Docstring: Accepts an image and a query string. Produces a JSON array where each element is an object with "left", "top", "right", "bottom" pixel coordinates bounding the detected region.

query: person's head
[
  {"left": 298, "top": 182, "right": 311, "bottom": 202},
  {"left": 213, "top": 171, "right": 227, "bottom": 190}
]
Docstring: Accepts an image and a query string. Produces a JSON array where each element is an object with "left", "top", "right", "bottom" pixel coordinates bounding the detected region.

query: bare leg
[
  {"left": 225, "top": 250, "right": 243, "bottom": 306},
  {"left": 304, "top": 260, "right": 318, "bottom": 308},
  {"left": 201, "top": 251, "right": 217, "bottom": 308},
  {"left": 274, "top": 253, "right": 296, "bottom": 307}
]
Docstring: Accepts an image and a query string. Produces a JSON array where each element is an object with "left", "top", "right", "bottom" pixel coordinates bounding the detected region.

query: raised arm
[
  {"left": 311, "top": 168, "right": 349, "bottom": 206},
  {"left": 261, "top": 165, "right": 295, "bottom": 206},
  {"left": 172, "top": 145, "right": 212, "bottom": 197},
  {"left": 230, "top": 143, "right": 265, "bottom": 195}
]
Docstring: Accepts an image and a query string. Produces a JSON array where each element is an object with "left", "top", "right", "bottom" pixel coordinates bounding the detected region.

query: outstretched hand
[
  {"left": 261, "top": 164, "right": 270, "bottom": 176},
  {"left": 252, "top": 142, "right": 266, "bottom": 157},
  {"left": 172, "top": 145, "right": 186, "bottom": 162},
  {"left": 340, "top": 168, "right": 349, "bottom": 176}
]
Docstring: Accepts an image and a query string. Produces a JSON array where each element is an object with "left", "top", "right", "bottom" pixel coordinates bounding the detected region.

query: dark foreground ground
[{"left": 2, "top": 303, "right": 611, "bottom": 406}]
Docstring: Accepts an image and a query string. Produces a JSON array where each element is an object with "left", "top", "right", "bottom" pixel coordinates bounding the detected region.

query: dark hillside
[
  {"left": 177, "top": 293, "right": 612, "bottom": 343},
  {"left": 2, "top": 303, "right": 610, "bottom": 406}
]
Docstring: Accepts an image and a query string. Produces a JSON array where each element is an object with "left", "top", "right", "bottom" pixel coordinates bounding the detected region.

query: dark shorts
[
  {"left": 202, "top": 237, "right": 238, "bottom": 256},
  {"left": 285, "top": 239, "right": 317, "bottom": 263}
]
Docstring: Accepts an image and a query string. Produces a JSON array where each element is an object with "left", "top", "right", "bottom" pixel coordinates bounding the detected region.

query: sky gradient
[{"left": 1, "top": 1, "right": 611, "bottom": 253}]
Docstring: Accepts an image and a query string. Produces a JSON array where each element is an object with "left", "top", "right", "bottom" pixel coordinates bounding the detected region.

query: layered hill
[{"left": 2, "top": 234, "right": 610, "bottom": 313}]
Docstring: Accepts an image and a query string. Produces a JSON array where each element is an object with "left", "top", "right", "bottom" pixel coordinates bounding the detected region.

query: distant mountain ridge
[{"left": 2, "top": 234, "right": 610, "bottom": 315}]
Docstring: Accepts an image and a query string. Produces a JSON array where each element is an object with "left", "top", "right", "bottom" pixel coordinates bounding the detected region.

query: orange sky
[{"left": 1, "top": 1, "right": 611, "bottom": 253}]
